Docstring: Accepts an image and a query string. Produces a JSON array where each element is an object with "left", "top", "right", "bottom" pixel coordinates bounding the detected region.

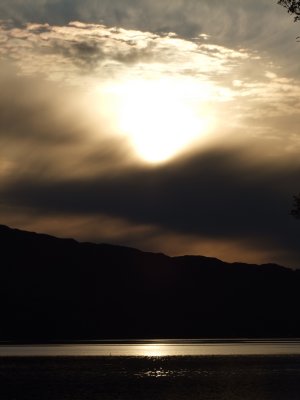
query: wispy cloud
[
  {"left": 0, "top": 21, "right": 253, "bottom": 81},
  {"left": 2, "top": 20, "right": 300, "bottom": 144}
]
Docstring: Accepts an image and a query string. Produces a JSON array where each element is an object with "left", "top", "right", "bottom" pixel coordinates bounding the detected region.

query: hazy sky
[{"left": 1, "top": 0, "right": 300, "bottom": 267}]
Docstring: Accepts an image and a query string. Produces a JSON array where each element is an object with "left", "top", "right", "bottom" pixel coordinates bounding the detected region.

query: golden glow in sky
[
  {"left": 1, "top": 16, "right": 300, "bottom": 268},
  {"left": 115, "top": 79, "right": 214, "bottom": 163}
]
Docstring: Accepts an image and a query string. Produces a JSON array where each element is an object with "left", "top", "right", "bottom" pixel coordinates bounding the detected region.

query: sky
[{"left": 1, "top": 0, "right": 300, "bottom": 268}]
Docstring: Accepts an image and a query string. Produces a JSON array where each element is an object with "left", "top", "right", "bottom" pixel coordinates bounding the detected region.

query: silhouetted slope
[{"left": 0, "top": 224, "right": 299, "bottom": 341}]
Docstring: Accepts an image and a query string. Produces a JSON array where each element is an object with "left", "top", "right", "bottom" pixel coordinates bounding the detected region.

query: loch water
[
  {"left": 1, "top": 338, "right": 300, "bottom": 356},
  {"left": 1, "top": 340, "right": 300, "bottom": 400}
]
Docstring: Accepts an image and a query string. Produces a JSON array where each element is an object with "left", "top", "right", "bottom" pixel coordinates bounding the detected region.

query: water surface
[
  {"left": 1, "top": 339, "right": 300, "bottom": 357},
  {"left": 1, "top": 341, "right": 300, "bottom": 399},
  {"left": 1, "top": 355, "right": 300, "bottom": 400}
]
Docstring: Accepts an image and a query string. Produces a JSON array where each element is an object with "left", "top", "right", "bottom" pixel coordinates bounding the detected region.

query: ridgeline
[{"left": 1, "top": 224, "right": 299, "bottom": 341}]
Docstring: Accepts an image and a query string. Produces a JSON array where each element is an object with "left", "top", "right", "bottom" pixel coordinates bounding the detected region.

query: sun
[{"left": 115, "top": 78, "right": 213, "bottom": 163}]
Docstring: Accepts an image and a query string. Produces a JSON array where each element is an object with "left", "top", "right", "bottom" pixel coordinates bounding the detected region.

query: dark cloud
[
  {"left": 2, "top": 147, "right": 300, "bottom": 266},
  {"left": 45, "top": 37, "right": 155, "bottom": 71},
  {"left": 0, "top": 1, "right": 296, "bottom": 43},
  {"left": 0, "top": 0, "right": 280, "bottom": 39},
  {"left": 46, "top": 39, "right": 106, "bottom": 71}
]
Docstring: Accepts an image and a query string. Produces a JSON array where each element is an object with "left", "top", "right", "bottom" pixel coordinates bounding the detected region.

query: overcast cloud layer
[{"left": 1, "top": 0, "right": 300, "bottom": 267}]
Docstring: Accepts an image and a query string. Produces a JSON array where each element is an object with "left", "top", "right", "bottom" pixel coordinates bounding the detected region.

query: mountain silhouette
[{"left": 0, "top": 224, "right": 299, "bottom": 341}]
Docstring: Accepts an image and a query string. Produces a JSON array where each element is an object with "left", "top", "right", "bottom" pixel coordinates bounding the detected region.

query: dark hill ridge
[{"left": 0, "top": 224, "right": 299, "bottom": 341}]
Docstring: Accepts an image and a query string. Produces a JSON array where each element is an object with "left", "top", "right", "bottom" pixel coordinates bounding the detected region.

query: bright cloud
[{"left": 1, "top": 20, "right": 300, "bottom": 159}]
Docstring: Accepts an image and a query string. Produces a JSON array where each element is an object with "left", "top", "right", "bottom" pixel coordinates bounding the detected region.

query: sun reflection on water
[
  {"left": 0, "top": 340, "right": 300, "bottom": 357},
  {"left": 134, "top": 344, "right": 168, "bottom": 357}
]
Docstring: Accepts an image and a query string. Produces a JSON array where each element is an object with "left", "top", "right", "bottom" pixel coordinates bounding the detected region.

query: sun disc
[{"left": 116, "top": 79, "right": 212, "bottom": 163}]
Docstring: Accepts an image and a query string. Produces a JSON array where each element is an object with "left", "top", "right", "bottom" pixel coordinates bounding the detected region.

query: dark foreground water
[
  {"left": 1, "top": 355, "right": 300, "bottom": 400},
  {"left": 1, "top": 341, "right": 300, "bottom": 400}
]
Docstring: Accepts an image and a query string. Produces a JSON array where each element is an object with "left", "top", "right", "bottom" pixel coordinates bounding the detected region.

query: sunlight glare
[{"left": 116, "top": 79, "right": 213, "bottom": 163}]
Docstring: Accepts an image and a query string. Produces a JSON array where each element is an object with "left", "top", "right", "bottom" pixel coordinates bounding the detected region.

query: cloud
[
  {"left": 2, "top": 143, "right": 300, "bottom": 267},
  {"left": 0, "top": 20, "right": 253, "bottom": 81},
  {"left": 0, "top": 64, "right": 134, "bottom": 185},
  {"left": 1, "top": 0, "right": 300, "bottom": 71},
  {"left": 0, "top": 16, "right": 300, "bottom": 268},
  {"left": 2, "top": 19, "right": 300, "bottom": 147}
]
